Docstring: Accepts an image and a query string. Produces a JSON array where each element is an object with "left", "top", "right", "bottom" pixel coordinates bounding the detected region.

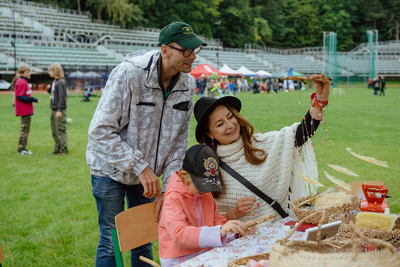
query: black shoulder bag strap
[{"left": 220, "top": 160, "right": 288, "bottom": 218}]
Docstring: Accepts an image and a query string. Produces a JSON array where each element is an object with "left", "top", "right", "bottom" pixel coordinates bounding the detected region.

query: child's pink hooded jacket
[{"left": 159, "top": 172, "right": 234, "bottom": 260}]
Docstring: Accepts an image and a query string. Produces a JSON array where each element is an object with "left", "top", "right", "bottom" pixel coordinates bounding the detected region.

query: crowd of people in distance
[{"left": 195, "top": 75, "right": 305, "bottom": 97}]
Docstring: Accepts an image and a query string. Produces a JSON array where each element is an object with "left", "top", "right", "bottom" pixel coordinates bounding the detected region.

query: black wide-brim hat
[{"left": 194, "top": 96, "right": 242, "bottom": 143}]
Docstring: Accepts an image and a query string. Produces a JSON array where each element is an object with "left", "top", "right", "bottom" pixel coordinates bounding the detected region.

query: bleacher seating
[
  {"left": 258, "top": 53, "right": 324, "bottom": 75},
  {"left": 0, "top": 38, "right": 121, "bottom": 69},
  {"left": 1, "top": 0, "right": 400, "bottom": 77},
  {"left": 201, "top": 50, "right": 274, "bottom": 72}
]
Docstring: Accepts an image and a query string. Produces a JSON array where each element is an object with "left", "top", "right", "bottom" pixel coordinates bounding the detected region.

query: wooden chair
[
  {"left": 111, "top": 202, "right": 159, "bottom": 267},
  {"left": 0, "top": 241, "right": 4, "bottom": 266}
]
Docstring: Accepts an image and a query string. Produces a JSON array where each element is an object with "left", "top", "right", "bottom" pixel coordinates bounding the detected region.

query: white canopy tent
[
  {"left": 68, "top": 71, "right": 84, "bottom": 78},
  {"left": 256, "top": 70, "right": 272, "bottom": 78},
  {"left": 219, "top": 64, "right": 242, "bottom": 75},
  {"left": 236, "top": 66, "right": 258, "bottom": 77},
  {"left": 83, "top": 71, "right": 102, "bottom": 78}
]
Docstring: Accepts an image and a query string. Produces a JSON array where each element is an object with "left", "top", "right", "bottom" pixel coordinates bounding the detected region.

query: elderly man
[{"left": 86, "top": 21, "right": 207, "bottom": 267}]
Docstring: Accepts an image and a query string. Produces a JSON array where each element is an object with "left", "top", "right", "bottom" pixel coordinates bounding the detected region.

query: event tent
[
  {"left": 68, "top": 71, "right": 84, "bottom": 78},
  {"left": 292, "top": 70, "right": 304, "bottom": 76},
  {"left": 270, "top": 71, "right": 287, "bottom": 78},
  {"left": 236, "top": 66, "right": 258, "bottom": 77},
  {"left": 190, "top": 64, "right": 226, "bottom": 78},
  {"left": 219, "top": 64, "right": 242, "bottom": 76},
  {"left": 83, "top": 71, "right": 102, "bottom": 78},
  {"left": 256, "top": 70, "right": 272, "bottom": 78}
]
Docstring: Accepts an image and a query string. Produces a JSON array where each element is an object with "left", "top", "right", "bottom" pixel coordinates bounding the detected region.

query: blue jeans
[{"left": 91, "top": 175, "right": 155, "bottom": 267}]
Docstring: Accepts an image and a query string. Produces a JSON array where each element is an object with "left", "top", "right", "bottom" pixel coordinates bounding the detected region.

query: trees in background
[{"left": 30, "top": 0, "right": 400, "bottom": 50}]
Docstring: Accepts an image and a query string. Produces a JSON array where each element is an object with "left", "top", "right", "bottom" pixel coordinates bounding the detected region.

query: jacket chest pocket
[
  {"left": 137, "top": 102, "right": 156, "bottom": 106},
  {"left": 173, "top": 101, "right": 190, "bottom": 111},
  {"left": 135, "top": 102, "right": 158, "bottom": 127}
]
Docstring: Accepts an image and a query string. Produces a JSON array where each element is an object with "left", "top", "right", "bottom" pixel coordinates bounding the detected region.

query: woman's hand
[
  {"left": 310, "top": 73, "right": 331, "bottom": 120},
  {"left": 220, "top": 220, "right": 244, "bottom": 237},
  {"left": 224, "top": 197, "right": 256, "bottom": 220},
  {"left": 310, "top": 73, "right": 330, "bottom": 101}
]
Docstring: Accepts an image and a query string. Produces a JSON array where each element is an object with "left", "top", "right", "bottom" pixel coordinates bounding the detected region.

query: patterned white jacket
[{"left": 86, "top": 50, "right": 195, "bottom": 190}]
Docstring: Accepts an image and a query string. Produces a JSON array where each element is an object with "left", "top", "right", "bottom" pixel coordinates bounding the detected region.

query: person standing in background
[
  {"left": 14, "top": 65, "right": 40, "bottom": 154},
  {"left": 372, "top": 77, "right": 379, "bottom": 96},
  {"left": 243, "top": 78, "right": 248, "bottom": 92},
  {"left": 197, "top": 76, "right": 206, "bottom": 97},
  {"left": 48, "top": 64, "right": 68, "bottom": 156},
  {"left": 206, "top": 78, "right": 215, "bottom": 98},
  {"left": 236, "top": 78, "right": 242, "bottom": 93},
  {"left": 379, "top": 75, "right": 386, "bottom": 96}
]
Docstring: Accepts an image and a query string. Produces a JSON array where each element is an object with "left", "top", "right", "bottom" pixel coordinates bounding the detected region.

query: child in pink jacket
[{"left": 158, "top": 145, "right": 254, "bottom": 267}]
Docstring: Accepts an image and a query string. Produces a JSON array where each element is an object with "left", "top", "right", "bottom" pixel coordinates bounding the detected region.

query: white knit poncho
[{"left": 214, "top": 123, "right": 319, "bottom": 226}]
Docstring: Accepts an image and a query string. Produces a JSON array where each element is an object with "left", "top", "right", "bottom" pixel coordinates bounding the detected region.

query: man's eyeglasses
[{"left": 168, "top": 45, "right": 202, "bottom": 57}]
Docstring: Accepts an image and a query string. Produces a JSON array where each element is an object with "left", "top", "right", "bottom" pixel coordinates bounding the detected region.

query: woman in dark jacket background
[{"left": 48, "top": 63, "right": 68, "bottom": 155}]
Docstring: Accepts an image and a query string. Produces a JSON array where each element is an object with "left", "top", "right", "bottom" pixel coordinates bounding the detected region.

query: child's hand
[
  {"left": 220, "top": 220, "right": 244, "bottom": 237},
  {"left": 240, "top": 221, "right": 257, "bottom": 237}
]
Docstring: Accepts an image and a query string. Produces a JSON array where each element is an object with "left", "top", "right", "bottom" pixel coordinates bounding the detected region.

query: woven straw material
[
  {"left": 269, "top": 211, "right": 399, "bottom": 267},
  {"left": 269, "top": 239, "right": 400, "bottom": 267},
  {"left": 338, "top": 223, "right": 400, "bottom": 248},
  {"left": 291, "top": 195, "right": 361, "bottom": 225},
  {"left": 227, "top": 252, "right": 269, "bottom": 267}
]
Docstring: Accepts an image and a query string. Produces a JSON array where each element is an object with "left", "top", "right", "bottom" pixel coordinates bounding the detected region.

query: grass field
[{"left": 0, "top": 87, "right": 399, "bottom": 266}]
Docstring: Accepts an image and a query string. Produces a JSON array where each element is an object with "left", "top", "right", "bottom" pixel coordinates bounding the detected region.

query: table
[{"left": 176, "top": 215, "right": 303, "bottom": 267}]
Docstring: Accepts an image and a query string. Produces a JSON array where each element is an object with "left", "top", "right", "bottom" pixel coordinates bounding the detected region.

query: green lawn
[{"left": 0, "top": 87, "right": 399, "bottom": 266}]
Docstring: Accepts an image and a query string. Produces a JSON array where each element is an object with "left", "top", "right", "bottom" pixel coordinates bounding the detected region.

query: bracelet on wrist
[{"left": 311, "top": 93, "right": 328, "bottom": 111}]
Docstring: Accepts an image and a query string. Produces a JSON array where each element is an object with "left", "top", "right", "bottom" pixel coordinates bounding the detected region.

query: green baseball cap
[{"left": 159, "top": 21, "right": 207, "bottom": 50}]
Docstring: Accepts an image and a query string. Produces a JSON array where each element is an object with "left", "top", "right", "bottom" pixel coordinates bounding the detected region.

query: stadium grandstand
[{"left": 1, "top": 0, "right": 400, "bottom": 85}]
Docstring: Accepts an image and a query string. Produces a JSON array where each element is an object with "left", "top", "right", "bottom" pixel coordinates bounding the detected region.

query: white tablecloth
[{"left": 176, "top": 215, "right": 303, "bottom": 267}]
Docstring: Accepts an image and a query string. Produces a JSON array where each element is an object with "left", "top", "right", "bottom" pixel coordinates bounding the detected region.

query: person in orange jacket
[{"left": 158, "top": 144, "right": 255, "bottom": 267}]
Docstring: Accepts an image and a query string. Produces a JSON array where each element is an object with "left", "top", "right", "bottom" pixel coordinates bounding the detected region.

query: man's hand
[
  {"left": 138, "top": 167, "right": 161, "bottom": 199},
  {"left": 155, "top": 192, "right": 164, "bottom": 222},
  {"left": 37, "top": 99, "right": 41, "bottom": 103},
  {"left": 56, "top": 111, "right": 62, "bottom": 118},
  {"left": 310, "top": 73, "right": 330, "bottom": 101}
]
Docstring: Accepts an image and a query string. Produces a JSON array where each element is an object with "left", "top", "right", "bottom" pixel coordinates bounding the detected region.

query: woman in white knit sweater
[{"left": 193, "top": 74, "right": 331, "bottom": 224}]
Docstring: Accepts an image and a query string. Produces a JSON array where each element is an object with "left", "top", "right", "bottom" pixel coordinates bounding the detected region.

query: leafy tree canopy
[{"left": 30, "top": 0, "right": 399, "bottom": 50}]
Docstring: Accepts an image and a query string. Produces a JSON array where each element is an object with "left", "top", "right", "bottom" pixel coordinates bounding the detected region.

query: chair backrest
[
  {"left": 115, "top": 202, "right": 159, "bottom": 253},
  {"left": 0, "top": 241, "right": 4, "bottom": 264}
]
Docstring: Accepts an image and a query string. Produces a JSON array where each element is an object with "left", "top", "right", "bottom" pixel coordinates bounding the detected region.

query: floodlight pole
[
  {"left": 375, "top": 29, "right": 378, "bottom": 76},
  {"left": 323, "top": 31, "right": 336, "bottom": 80},
  {"left": 367, "top": 30, "right": 378, "bottom": 78},
  {"left": 216, "top": 50, "right": 219, "bottom": 70},
  {"left": 323, "top": 32, "right": 327, "bottom": 74},
  {"left": 13, "top": 1, "right": 17, "bottom": 73}
]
